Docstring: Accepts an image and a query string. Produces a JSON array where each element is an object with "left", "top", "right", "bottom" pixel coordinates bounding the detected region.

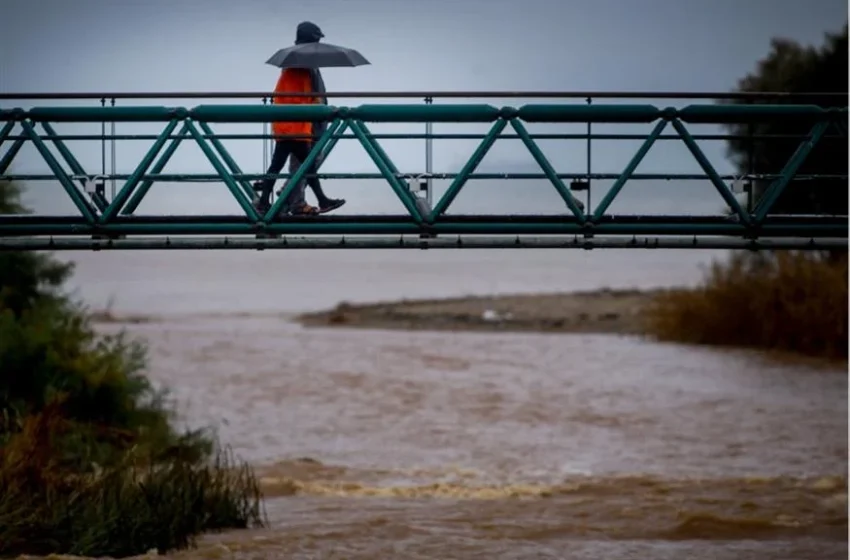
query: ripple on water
[{"left": 82, "top": 316, "right": 848, "bottom": 560}]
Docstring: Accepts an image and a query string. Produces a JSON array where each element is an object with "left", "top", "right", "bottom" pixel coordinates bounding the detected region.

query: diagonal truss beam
[
  {"left": 40, "top": 122, "right": 108, "bottom": 212},
  {"left": 670, "top": 118, "right": 750, "bottom": 224},
  {"left": 275, "top": 120, "right": 352, "bottom": 200},
  {"left": 430, "top": 118, "right": 506, "bottom": 220},
  {"left": 355, "top": 120, "right": 423, "bottom": 216},
  {"left": 0, "top": 121, "right": 14, "bottom": 151},
  {"left": 0, "top": 102, "right": 845, "bottom": 237},
  {"left": 349, "top": 119, "right": 424, "bottom": 223},
  {"left": 751, "top": 121, "right": 830, "bottom": 222},
  {"left": 268, "top": 118, "right": 344, "bottom": 221},
  {"left": 509, "top": 118, "right": 586, "bottom": 222},
  {"left": 198, "top": 121, "right": 255, "bottom": 201},
  {"left": 592, "top": 119, "right": 669, "bottom": 220},
  {"left": 101, "top": 119, "right": 180, "bottom": 223},
  {"left": 186, "top": 120, "right": 260, "bottom": 221},
  {"left": 20, "top": 120, "right": 97, "bottom": 223},
  {"left": 121, "top": 122, "right": 190, "bottom": 215},
  {"left": 0, "top": 137, "right": 24, "bottom": 177}
]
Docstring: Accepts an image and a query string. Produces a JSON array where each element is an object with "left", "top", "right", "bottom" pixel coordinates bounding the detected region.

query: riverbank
[
  {"left": 295, "top": 286, "right": 846, "bottom": 367},
  {"left": 296, "top": 288, "right": 661, "bottom": 335}
]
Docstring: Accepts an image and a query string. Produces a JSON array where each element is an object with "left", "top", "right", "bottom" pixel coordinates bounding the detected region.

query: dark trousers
[{"left": 258, "top": 140, "right": 322, "bottom": 206}]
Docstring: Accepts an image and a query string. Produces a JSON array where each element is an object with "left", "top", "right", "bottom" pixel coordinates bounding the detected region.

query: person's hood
[{"left": 295, "top": 21, "right": 324, "bottom": 44}]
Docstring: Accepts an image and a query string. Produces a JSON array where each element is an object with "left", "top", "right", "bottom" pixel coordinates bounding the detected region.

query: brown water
[{"left": 67, "top": 251, "right": 848, "bottom": 559}]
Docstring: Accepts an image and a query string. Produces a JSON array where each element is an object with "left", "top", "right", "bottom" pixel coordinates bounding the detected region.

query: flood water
[{"left": 63, "top": 249, "right": 848, "bottom": 560}]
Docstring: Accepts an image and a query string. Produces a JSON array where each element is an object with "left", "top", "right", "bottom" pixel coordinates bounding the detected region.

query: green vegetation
[
  {"left": 645, "top": 25, "right": 848, "bottom": 361},
  {"left": 0, "top": 180, "right": 265, "bottom": 557},
  {"left": 723, "top": 24, "right": 847, "bottom": 216}
]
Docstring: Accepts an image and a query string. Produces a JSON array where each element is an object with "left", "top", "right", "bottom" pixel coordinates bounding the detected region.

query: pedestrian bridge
[{"left": 0, "top": 90, "right": 846, "bottom": 251}]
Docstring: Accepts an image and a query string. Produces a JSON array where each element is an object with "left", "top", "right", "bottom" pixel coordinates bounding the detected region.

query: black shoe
[{"left": 318, "top": 198, "right": 346, "bottom": 214}]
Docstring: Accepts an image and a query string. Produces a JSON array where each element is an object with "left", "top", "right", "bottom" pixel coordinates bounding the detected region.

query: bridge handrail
[
  {"left": 0, "top": 90, "right": 847, "bottom": 101},
  {"left": 1, "top": 104, "right": 846, "bottom": 124}
]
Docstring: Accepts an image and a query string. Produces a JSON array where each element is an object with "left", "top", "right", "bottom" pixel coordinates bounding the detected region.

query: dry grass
[{"left": 644, "top": 251, "right": 848, "bottom": 361}]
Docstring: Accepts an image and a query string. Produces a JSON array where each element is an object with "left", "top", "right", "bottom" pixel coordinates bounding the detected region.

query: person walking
[{"left": 253, "top": 21, "right": 345, "bottom": 215}]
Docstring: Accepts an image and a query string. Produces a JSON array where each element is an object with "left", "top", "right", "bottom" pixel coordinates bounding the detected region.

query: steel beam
[
  {"left": 0, "top": 215, "right": 844, "bottom": 239},
  {"left": 0, "top": 235, "right": 843, "bottom": 251},
  {"left": 0, "top": 100, "right": 845, "bottom": 251},
  {"left": 2, "top": 104, "right": 846, "bottom": 124}
]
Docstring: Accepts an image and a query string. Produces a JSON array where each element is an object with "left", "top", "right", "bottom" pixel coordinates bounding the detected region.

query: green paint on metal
[
  {"left": 198, "top": 121, "right": 255, "bottom": 200},
  {"left": 102, "top": 120, "right": 180, "bottom": 222},
  {"left": 753, "top": 121, "right": 830, "bottom": 222},
  {"left": 3, "top": 171, "right": 844, "bottom": 183},
  {"left": 1, "top": 103, "right": 844, "bottom": 126},
  {"left": 4, "top": 132, "right": 841, "bottom": 142},
  {"left": 269, "top": 119, "right": 343, "bottom": 220},
  {"left": 670, "top": 118, "right": 749, "bottom": 224},
  {"left": 354, "top": 120, "right": 421, "bottom": 212},
  {"left": 25, "top": 106, "right": 183, "bottom": 123},
  {"left": 0, "top": 101, "right": 845, "bottom": 251},
  {"left": 1, "top": 236, "right": 846, "bottom": 252},
  {"left": 678, "top": 104, "right": 826, "bottom": 124},
  {"left": 0, "top": 138, "right": 24, "bottom": 176},
  {"left": 350, "top": 104, "right": 500, "bottom": 122},
  {"left": 593, "top": 119, "right": 668, "bottom": 220},
  {"left": 510, "top": 118, "right": 586, "bottom": 221},
  {"left": 318, "top": 119, "right": 349, "bottom": 160},
  {"left": 20, "top": 121, "right": 96, "bottom": 223},
  {"left": 430, "top": 119, "right": 507, "bottom": 219},
  {"left": 353, "top": 121, "right": 401, "bottom": 175},
  {"left": 40, "top": 122, "right": 107, "bottom": 212},
  {"left": 191, "top": 104, "right": 334, "bottom": 123},
  {"left": 185, "top": 120, "right": 259, "bottom": 221},
  {"left": 122, "top": 123, "right": 190, "bottom": 215},
  {"left": 0, "top": 121, "right": 14, "bottom": 151},
  {"left": 92, "top": 192, "right": 109, "bottom": 211},
  {"left": 0, "top": 219, "right": 843, "bottom": 239},
  {"left": 41, "top": 122, "right": 87, "bottom": 178},
  {"left": 349, "top": 120, "right": 424, "bottom": 222},
  {"left": 517, "top": 104, "right": 660, "bottom": 123}
]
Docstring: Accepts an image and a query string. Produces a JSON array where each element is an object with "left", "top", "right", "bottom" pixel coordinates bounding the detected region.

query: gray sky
[{"left": 1, "top": 0, "right": 846, "bottom": 215}]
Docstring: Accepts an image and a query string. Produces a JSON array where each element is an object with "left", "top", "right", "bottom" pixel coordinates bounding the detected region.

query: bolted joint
[
  {"left": 660, "top": 106, "right": 678, "bottom": 120},
  {"left": 499, "top": 106, "right": 519, "bottom": 119},
  {"left": 170, "top": 107, "right": 189, "bottom": 120}
]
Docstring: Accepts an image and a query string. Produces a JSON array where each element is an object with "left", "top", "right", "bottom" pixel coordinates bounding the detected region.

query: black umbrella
[{"left": 265, "top": 42, "right": 370, "bottom": 69}]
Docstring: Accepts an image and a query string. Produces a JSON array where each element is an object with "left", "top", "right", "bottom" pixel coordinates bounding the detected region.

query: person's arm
[
  {"left": 308, "top": 69, "right": 322, "bottom": 104},
  {"left": 306, "top": 70, "right": 320, "bottom": 104}
]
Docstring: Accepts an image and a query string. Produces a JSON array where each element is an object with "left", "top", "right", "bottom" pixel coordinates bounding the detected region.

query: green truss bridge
[{"left": 0, "top": 90, "right": 846, "bottom": 251}]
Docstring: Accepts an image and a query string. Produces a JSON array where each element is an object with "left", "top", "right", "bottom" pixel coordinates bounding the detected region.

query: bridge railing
[
  {"left": 1, "top": 91, "right": 845, "bottom": 202},
  {"left": 0, "top": 91, "right": 846, "bottom": 250}
]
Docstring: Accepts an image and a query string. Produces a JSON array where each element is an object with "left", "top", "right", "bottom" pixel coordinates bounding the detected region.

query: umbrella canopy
[{"left": 265, "top": 42, "right": 370, "bottom": 69}]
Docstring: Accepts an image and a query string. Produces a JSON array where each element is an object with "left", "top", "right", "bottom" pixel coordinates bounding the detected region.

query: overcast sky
[{"left": 1, "top": 0, "right": 846, "bottom": 215}]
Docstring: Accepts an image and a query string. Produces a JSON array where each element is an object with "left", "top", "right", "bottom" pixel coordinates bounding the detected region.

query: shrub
[
  {"left": 644, "top": 251, "right": 848, "bottom": 361},
  {"left": 0, "top": 405, "right": 265, "bottom": 557},
  {"left": 0, "top": 179, "right": 266, "bottom": 556}
]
